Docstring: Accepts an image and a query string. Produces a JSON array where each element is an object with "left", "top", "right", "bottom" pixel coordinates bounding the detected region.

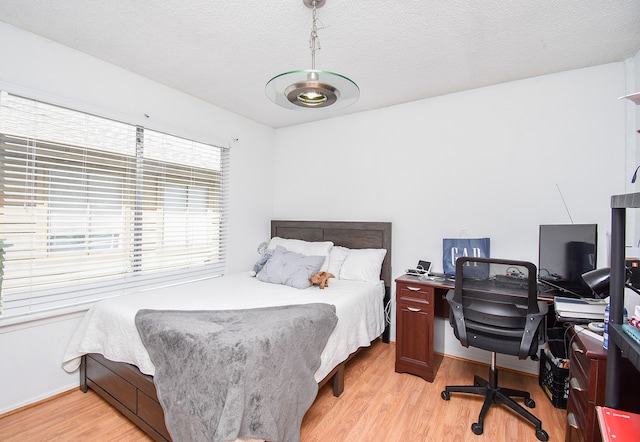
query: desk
[
  {"left": 394, "top": 275, "right": 453, "bottom": 382},
  {"left": 394, "top": 274, "right": 554, "bottom": 382}
]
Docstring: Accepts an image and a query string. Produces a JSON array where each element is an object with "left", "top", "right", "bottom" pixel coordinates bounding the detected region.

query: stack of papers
[{"left": 554, "top": 296, "right": 607, "bottom": 321}]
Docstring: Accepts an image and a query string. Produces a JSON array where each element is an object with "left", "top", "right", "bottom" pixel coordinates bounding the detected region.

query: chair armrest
[
  {"left": 518, "top": 301, "right": 548, "bottom": 359},
  {"left": 446, "top": 289, "right": 468, "bottom": 347}
]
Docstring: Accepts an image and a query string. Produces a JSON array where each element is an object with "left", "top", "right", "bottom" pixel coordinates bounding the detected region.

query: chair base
[{"left": 441, "top": 357, "right": 549, "bottom": 441}]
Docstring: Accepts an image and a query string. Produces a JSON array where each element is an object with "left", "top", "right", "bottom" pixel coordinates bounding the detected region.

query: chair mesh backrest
[{"left": 448, "top": 257, "right": 546, "bottom": 359}]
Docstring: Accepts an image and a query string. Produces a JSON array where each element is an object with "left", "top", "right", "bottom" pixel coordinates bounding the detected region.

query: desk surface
[
  {"left": 397, "top": 273, "right": 556, "bottom": 302},
  {"left": 396, "top": 273, "right": 556, "bottom": 322},
  {"left": 397, "top": 273, "right": 455, "bottom": 290}
]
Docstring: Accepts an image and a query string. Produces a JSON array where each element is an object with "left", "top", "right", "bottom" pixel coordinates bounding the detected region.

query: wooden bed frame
[{"left": 79, "top": 220, "right": 392, "bottom": 442}]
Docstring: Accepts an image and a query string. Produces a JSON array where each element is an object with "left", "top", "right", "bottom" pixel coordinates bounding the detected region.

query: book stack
[
  {"left": 554, "top": 296, "right": 607, "bottom": 321},
  {"left": 622, "top": 324, "right": 640, "bottom": 346}
]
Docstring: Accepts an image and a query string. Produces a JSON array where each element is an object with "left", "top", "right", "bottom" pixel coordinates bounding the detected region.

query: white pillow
[
  {"left": 267, "top": 237, "right": 333, "bottom": 272},
  {"left": 327, "top": 246, "right": 349, "bottom": 277},
  {"left": 339, "top": 248, "right": 387, "bottom": 283}
]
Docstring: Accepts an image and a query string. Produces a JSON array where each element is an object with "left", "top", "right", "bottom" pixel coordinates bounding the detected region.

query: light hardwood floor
[{"left": 0, "top": 341, "right": 567, "bottom": 441}]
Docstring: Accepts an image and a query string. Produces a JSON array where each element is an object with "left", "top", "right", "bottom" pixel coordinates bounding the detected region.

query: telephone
[{"left": 406, "top": 260, "right": 432, "bottom": 276}]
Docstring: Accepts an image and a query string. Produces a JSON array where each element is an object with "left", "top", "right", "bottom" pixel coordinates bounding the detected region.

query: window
[{"left": 0, "top": 92, "right": 229, "bottom": 320}]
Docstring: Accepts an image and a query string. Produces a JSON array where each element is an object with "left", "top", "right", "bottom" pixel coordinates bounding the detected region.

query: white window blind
[{"left": 0, "top": 91, "right": 229, "bottom": 319}]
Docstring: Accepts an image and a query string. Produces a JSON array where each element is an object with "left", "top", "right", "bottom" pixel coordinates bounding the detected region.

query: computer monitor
[{"left": 538, "top": 224, "right": 598, "bottom": 298}]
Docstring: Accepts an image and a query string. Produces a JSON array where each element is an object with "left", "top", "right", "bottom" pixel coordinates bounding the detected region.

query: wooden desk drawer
[
  {"left": 566, "top": 393, "right": 587, "bottom": 442},
  {"left": 395, "top": 299, "right": 434, "bottom": 381},
  {"left": 567, "top": 373, "right": 588, "bottom": 417},
  {"left": 567, "top": 376, "right": 587, "bottom": 429},
  {"left": 570, "top": 336, "right": 609, "bottom": 407},
  {"left": 568, "top": 340, "right": 590, "bottom": 417},
  {"left": 397, "top": 282, "right": 433, "bottom": 304},
  {"left": 569, "top": 340, "right": 589, "bottom": 381}
]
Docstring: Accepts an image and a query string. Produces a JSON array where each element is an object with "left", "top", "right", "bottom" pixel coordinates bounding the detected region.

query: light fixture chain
[
  {"left": 309, "top": 0, "right": 321, "bottom": 70},
  {"left": 265, "top": 0, "right": 359, "bottom": 110}
]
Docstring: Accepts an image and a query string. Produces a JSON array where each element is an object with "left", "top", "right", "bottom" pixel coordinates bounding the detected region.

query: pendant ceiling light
[{"left": 265, "top": 0, "right": 359, "bottom": 110}]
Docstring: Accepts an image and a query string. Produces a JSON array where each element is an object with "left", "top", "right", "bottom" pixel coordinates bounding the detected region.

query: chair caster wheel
[
  {"left": 471, "top": 423, "right": 483, "bottom": 435},
  {"left": 536, "top": 428, "right": 549, "bottom": 441},
  {"left": 441, "top": 391, "right": 450, "bottom": 401},
  {"left": 525, "top": 398, "right": 536, "bottom": 408}
]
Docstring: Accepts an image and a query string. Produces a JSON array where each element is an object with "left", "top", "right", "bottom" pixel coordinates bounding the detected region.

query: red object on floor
[{"left": 596, "top": 406, "right": 640, "bottom": 442}]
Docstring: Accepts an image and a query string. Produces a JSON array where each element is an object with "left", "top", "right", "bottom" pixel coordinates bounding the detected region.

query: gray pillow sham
[{"left": 256, "top": 246, "right": 324, "bottom": 289}]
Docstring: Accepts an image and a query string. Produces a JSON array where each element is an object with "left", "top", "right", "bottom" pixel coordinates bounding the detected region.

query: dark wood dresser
[{"left": 565, "top": 326, "right": 640, "bottom": 442}]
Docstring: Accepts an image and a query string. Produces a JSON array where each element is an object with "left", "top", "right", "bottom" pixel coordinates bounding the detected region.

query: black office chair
[{"left": 440, "top": 257, "right": 549, "bottom": 441}]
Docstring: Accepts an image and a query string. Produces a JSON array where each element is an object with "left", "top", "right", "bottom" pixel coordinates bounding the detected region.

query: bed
[{"left": 62, "top": 220, "right": 392, "bottom": 441}]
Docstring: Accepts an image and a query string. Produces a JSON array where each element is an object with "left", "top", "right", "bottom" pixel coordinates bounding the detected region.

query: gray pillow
[{"left": 256, "top": 246, "right": 324, "bottom": 289}]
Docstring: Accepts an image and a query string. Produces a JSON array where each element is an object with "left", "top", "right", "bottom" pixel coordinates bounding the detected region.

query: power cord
[{"left": 384, "top": 294, "right": 395, "bottom": 325}]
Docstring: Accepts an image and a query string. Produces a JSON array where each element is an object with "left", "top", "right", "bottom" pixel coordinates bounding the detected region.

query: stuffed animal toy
[
  {"left": 310, "top": 271, "right": 335, "bottom": 289},
  {"left": 250, "top": 242, "right": 273, "bottom": 277}
]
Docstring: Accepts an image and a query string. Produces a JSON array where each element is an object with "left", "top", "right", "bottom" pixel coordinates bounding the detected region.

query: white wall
[
  {"left": 0, "top": 21, "right": 275, "bottom": 414},
  {"left": 273, "top": 62, "right": 629, "bottom": 372}
]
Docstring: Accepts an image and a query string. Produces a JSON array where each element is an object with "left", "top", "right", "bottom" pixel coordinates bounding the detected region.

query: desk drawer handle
[
  {"left": 407, "top": 307, "right": 422, "bottom": 312},
  {"left": 569, "top": 377, "right": 585, "bottom": 392},
  {"left": 571, "top": 342, "right": 584, "bottom": 354},
  {"left": 567, "top": 412, "right": 578, "bottom": 429},
  {"left": 406, "top": 286, "right": 422, "bottom": 291}
]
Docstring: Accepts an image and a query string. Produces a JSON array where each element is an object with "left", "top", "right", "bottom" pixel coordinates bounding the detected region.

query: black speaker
[{"left": 566, "top": 241, "right": 596, "bottom": 281}]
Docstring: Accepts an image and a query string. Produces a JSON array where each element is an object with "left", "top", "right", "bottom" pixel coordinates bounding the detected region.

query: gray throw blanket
[{"left": 135, "top": 303, "right": 338, "bottom": 442}]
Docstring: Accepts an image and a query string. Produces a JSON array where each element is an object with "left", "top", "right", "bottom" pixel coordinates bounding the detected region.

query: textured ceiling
[{"left": 0, "top": 0, "right": 639, "bottom": 128}]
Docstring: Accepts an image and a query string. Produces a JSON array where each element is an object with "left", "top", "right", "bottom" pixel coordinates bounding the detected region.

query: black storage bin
[{"left": 538, "top": 327, "right": 570, "bottom": 409}]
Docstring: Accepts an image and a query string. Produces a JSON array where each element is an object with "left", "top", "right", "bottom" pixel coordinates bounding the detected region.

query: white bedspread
[{"left": 62, "top": 272, "right": 385, "bottom": 382}]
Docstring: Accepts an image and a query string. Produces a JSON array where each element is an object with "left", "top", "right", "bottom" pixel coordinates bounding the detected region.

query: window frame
[{"left": 0, "top": 92, "right": 230, "bottom": 322}]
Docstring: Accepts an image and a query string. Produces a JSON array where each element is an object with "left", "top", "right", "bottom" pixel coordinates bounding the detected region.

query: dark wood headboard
[
  {"left": 271, "top": 220, "right": 392, "bottom": 344},
  {"left": 270, "top": 220, "right": 392, "bottom": 288}
]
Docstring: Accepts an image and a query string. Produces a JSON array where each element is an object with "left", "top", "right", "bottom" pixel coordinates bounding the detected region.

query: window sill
[{"left": 0, "top": 304, "right": 91, "bottom": 332}]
